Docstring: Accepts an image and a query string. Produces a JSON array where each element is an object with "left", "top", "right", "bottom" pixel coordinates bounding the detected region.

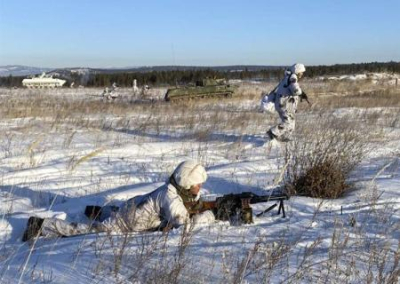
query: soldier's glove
[{"left": 162, "top": 223, "right": 174, "bottom": 234}]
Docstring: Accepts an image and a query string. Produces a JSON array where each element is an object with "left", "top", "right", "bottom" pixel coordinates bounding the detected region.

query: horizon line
[{"left": 1, "top": 60, "right": 400, "bottom": 70}]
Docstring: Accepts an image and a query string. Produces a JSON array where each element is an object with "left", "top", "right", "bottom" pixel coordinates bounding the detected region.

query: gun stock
[{"left": 184, "top": 200, "right": 217, "bottom": 215}]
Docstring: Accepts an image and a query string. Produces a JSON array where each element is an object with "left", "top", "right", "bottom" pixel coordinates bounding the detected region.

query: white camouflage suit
[
  {"left": 269, "top": 63, "right": 305, "bottom": 141},
  {"left": 40, "top": 161, "right": 215, "bottom": 238}
]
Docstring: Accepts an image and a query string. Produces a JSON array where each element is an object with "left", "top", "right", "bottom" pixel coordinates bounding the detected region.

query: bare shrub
[
  {"left": 285, "top": 115, "right": 369, "bottom": 198},
  {"left": 292, "top": 158, "right": 349, "bottom": 198}
]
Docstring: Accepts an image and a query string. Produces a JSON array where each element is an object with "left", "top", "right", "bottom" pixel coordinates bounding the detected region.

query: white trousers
[{"left": 270, "top": 94, "right": 299, "bottom": 140}]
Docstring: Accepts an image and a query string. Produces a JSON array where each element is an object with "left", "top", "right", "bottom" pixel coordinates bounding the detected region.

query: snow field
[{"left": 0, "top": 81, "right": 399, "bottom": 283}]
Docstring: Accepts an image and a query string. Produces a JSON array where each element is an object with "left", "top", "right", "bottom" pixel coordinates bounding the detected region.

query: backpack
[{"left": 260, "top": 91, "right": 276, "bottom": 114}]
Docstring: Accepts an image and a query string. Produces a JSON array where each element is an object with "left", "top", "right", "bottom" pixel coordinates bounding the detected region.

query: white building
[{"left": 22, "top": 73, "right": 66, "bottom": 88}]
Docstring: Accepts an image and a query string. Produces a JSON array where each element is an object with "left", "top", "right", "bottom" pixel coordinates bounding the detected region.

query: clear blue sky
[{"left": 0, "top": 0, "right": 399, "bottom": 68}]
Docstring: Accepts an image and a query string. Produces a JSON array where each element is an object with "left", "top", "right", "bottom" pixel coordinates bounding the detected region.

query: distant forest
[{"left": 1, "top": 61, "right": 399, "bottom": 88}]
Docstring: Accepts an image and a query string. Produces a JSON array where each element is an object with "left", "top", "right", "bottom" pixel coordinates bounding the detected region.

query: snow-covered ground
[
  {"left": 0, "top": 83, "right": 399, "bottom": 283},
  {"left": 317, "top": 72, "right": 400, "bottom": 86}
]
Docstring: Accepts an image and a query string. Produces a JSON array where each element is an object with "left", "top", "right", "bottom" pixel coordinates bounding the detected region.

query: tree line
[
  {"left": 1, "top": 61, "right": 399, "bottom": 88},
  {"left": 305, "top": 61, "right": 400, "bottom": 77},
  {"left": 86, "top": 68, "right": 283, "bottom": 87}
]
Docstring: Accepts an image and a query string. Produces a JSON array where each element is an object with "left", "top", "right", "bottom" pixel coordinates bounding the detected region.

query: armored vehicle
[
  {"left": 22, "top": 72, "right": 66, "bottom": 88},
  {"left": 164, "top": 78, "right": 237, "bottom": 101}
]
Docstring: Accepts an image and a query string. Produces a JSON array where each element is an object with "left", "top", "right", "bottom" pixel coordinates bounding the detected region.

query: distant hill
[{"left": 0, "top": 65, "right": 53, "bottom": 77}]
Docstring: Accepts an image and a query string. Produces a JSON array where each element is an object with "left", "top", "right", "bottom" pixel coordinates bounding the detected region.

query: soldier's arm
[
  {"left": 288, "top": 74, "right": 302, "bottom": 96},
  {"left": 163, "top": 193, "right": 191, "bottom": 229}
]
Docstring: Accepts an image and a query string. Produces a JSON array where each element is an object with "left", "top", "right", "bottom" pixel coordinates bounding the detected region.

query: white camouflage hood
[
  {"left": 173, "top": 160, "right": 207, "bottom": 189},
  {"left": 289, "top": 63, "right": 306, "bottom": 75}
]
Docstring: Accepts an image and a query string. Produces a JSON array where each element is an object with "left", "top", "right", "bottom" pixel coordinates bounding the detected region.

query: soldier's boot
[
  {"left": 22, "top": 216, "right": 44, "bottom": 242},
  {"left": 267, "top": 130, "right": 292, "bottom": 143},
  {"left": 266, "top": 130, "right": 276, "bottom": 141}
]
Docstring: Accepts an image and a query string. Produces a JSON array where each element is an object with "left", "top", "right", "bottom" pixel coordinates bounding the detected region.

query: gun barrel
[{"left": 250, "top": 193, "right": 289, "bottom": 204}]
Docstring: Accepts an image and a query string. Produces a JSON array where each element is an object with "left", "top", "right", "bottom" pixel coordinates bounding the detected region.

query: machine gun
[{"left": 184, "top": 190, "right": 289, "bottom": 224}]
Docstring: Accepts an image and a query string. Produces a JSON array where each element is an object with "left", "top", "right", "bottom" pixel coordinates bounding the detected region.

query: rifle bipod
[
  {"left": 256, "top": 199, "right": 286, "bottom": 218},
  {"left": 256, "top": 200, "right": 286, "bottom": 218}
]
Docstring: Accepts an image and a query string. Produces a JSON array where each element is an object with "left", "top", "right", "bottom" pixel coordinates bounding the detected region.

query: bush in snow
[{"left": 284, "top": 115, "right": 370, "bottom": 198}]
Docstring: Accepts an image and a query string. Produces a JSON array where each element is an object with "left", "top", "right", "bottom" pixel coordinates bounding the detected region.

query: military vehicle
[
  {"left": 22, "top": 72, "right": 66, "bottom": 88},
  {"left": 164, "top": 78, "right": 237, "bottom": 101}
]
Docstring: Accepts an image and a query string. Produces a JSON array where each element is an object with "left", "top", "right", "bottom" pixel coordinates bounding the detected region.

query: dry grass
[
  {"left": 0, "top": 88, "right": 272, "bottom": 150},
  {"left": 1, "top": 80, "right": 398, "bottom": 134},
  {"left": 296, "top": 79, "right": 400, "bottom": 110}
]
